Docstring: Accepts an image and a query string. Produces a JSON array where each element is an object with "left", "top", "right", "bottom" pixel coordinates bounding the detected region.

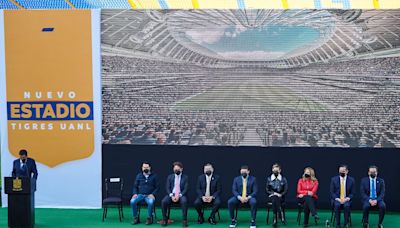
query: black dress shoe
[
  {"left": 182, "top": 220, "right": 188, "bottom": 227},
  {"left": 378, "top": 224, "right": 383, "bottom": 228},
  {"left": 132, "top": 217, "right": 140, "bottom": 225},
  {"left": 208, "top": 217, "right": 217, "bottom": 225},
  {"left": 363, "top": 223, "right": 369, "bottom": 228},
  {"left": 197, "top": 215, "right": 204, "bottom": 224}
]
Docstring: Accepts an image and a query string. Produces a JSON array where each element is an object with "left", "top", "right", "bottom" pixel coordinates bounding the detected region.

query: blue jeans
[{"left": 130, "top": 194, "right": 155, "bottom": 218}]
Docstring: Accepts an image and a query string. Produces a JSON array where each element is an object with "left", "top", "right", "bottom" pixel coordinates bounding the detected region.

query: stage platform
[{"left": 0, "top": 207, "right": 399, "bottom": 227}]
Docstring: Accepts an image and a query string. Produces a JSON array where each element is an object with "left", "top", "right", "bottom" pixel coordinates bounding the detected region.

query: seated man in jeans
[{"left": 130, "top": 161, "right": 159, "bottom": 225}]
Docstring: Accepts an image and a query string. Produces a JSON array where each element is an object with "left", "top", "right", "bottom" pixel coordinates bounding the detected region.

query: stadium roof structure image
[
  {"left": 101, "top": 9, "right": 400, "bottom": 68},
  {"left": 101, "top": 9, "right": 400, "bottom": 147}
]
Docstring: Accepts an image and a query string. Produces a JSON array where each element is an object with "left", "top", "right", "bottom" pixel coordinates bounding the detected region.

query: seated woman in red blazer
[{"left": 297, "top": 167, "right": 319, "bottom": 227}]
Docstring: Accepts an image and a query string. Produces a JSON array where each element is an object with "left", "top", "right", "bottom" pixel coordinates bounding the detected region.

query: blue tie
[{"left": 371, "top": 179, "right": 377, "bottom": 199}]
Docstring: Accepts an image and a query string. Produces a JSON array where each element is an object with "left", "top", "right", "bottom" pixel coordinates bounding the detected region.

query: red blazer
[{"left": 297, "top": 178, "right": 319, "bottom": 199}]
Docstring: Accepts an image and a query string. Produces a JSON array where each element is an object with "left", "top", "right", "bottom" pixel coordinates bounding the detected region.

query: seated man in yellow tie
[
  {"left": 228, "top": 165, "right": 258, "bottom": 228},
  {"left": 330, "top": 165, "right": 355, "bottom": 228}
]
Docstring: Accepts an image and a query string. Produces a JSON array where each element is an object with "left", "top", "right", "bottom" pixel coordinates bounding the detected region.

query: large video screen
[{"left": 101, "top": 9, "right": 400, "bottom": 148}]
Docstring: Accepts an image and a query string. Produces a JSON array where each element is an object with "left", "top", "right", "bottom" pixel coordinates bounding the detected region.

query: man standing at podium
[{"left": 12, "top": 149, "right": 38, "bottom": 187}]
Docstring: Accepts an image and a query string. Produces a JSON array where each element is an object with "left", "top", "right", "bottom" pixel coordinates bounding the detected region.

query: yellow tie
[
  {"left": 340, "top": 178, "right": 345, "bottom": 200},
  {"left": 242, "top": 178, "right": 247, "bottom": 198}
]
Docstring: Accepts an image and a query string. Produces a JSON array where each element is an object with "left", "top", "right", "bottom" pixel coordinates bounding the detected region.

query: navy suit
[
  {"left": 194, "top": 174, "right": 222, "bottom": 219},
  {"left": 161, "top": 174, "right": 189, "bottom": 221},
  {"left": 360, "top": 177, "right": 386, "bottom": 224},
  {"left": 12, "top": 158, "right": 38, "bottom": 191},
  {"left": 228, "top": 175, "right": 258, "bottom": 221},
  {"left": 330, "top": 175, "right": 355, "bottom": 226}
]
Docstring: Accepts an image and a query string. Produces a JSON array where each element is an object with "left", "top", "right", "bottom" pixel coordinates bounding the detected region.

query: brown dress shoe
[
  {"left": 160, "top": 220, "right": 167, "bottom": 227},
  {"left": 146, "top": 217, "right": 153, "bottom": 225}
]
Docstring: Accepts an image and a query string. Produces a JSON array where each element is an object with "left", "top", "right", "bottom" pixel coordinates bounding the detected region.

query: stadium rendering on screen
[{"left": 102, "top": 9, "right": 400, "bottom": 148}]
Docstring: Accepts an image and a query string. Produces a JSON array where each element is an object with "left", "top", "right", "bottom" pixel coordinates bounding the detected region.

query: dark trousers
[
  {"left": 228, "top": 196, "right": 257, "bottom": 221},
  {"left": 298, "top": 196, "right": 317, "bottom": 225},
  {"left": 161, "top": 195, "right": 188, "bottom": 221},
  {"left": 270, "top": 195, "right": 284, "bottom": 216},
  {"left": 334, "top": 200, "right": 351, "bottom": 226},
  {"left": 194, "top": 197, "right": 221, "bottom": 219},
  {"left": 362, "top": 200, "right": 386, "bottom": 224}
]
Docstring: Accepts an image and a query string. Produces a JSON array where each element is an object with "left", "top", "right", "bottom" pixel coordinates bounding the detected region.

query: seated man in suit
[
  {"left": 194, "top": 163, "right": 222, "bottom": 225},
  {"left": 360, "top": 165, "right": 385, "bottom": 228},
  {"left": 161, "top": 161, "right": 189, "bottom": 227},
  {"left": 12, "top": 149, "right": 38, "bottom": 190},
  {"left": 330, "top": 164, "right": 355, "bottom": 228},
  {"left": 228, "top": 165, "right": 258, "bottom": 228},
  {"left": 130, "top": 161, "right": 159, "bottom": 225}
]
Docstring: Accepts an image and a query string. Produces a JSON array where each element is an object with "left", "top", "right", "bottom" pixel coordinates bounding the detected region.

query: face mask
[
  {"left": 340, "top": 173, "right": 346, "bottom": 177},
  {"left": 143, "top": 169, "right": 150, "bottom": 174},
  {"left": 205, "top": 171, "right": 212, "bottom": 176},
  {"left": 174, "top": 170, "right": 181, "bottom": 175},
  {"left": 241, "top": 173, "right": 248, "bottom": 178},
  {"left": 273, "top": 171, "right": 279, "bottom": 177},
  {"left": 304, "top": 174, "right": 311, "bottom": 178},
  {"left": 370, "top": 173, "right": 376, "bottom": 178}
]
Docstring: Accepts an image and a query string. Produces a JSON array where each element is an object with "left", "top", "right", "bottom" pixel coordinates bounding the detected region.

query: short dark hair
[
  {"left": 272, "top": 163, "right": 281, "bottom": 169},
  {"left": 204, "top": 163, "right": 213, "bottom": 168},
  {"left": 142, "top": 161, "right": 151, "bottom": 167},
  {"left": 173, "top": 161, "right": 183, "bottom": 168},
  {"left": 339, "top": 164, "right": 348, "bottom": 170},
  {"left": 369, "top": 165, "right": 378, "bottom": 171},
  {"left": 240, "top": 165, "right": 249, "bottom": 170},
  {"left": 19, "top": 149, "right": 28, "bottom": 156}
]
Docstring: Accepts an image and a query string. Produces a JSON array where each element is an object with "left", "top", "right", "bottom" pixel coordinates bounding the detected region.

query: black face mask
[
  {"left": 174, "top": 170, "right": 181, "bottom": 175},
  {"left": 370, "top": 173, "right": 377, "bottom": 178},
  {"left": 304, "top": 174, "right": 311, "bottom": 178},
  {"left": 340, "top": 173, "right": 346, "bottom": 177},
  {"left": 273, "top": 171, "right": 279, "bottom": 177},
  {"left": 205, "top": 171, "right": 212, "bottom": 176},
  {"left": 241, "top": 173, "right": 248, "bottom": 178},
  {"left": 143, "top": 169, "right": 150, "bottom": 174}
]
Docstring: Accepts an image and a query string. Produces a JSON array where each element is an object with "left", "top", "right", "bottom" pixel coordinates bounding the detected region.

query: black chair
[
  {"left": 138, "top": 200, "right": 157, "bottom": 222},
  {"left": 102, "top": 177, "right": 124, "bottom": 222},
  {"left": 296, "top": 202, "right": 318, "bottom": 226},
  {"left": 330, "top": 202, "right": 352, "bottom": 226},
  {"left": 199, "top": 202, "right": 221, "bottom": 221},
  {"left": 266, "top": 201, "right": 286, "bottom": 225}
]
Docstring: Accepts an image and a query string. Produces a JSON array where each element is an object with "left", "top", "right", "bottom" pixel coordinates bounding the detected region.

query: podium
[{"left": 4, "top": 177, "right": 35, "bottom": 228}]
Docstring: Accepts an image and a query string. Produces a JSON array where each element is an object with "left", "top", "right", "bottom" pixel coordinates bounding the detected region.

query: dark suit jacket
[
  {"left": 360, "top": 176, "right": 385, "bottom": 203},
  {"left": 166, "top": 174, "right": 189, "bottom": 196},
  {"left": 232, "top": 175, "right": 257, "bottom": 198},
  {"left": 12, "top": 158, "right": 38, "bottom": 179},
  {"left": 196, "top": 174, "right": 222, "bottom": 199},
  {"left": 330, "top": 175, "right": 355, "bottom": 201}
]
